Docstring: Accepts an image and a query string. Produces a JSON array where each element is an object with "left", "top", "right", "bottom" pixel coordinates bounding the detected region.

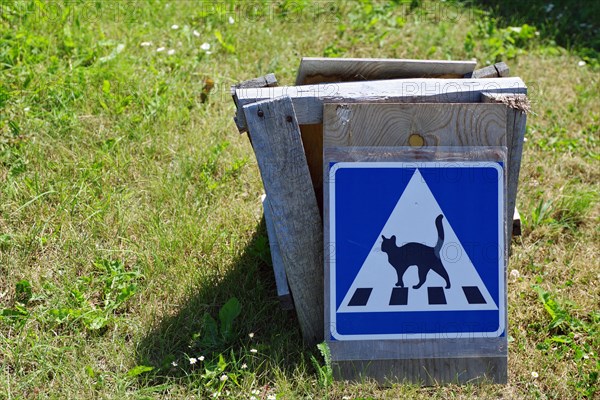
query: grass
[{"left": 1, "top": 0, "right": 598, "bottom": 398}]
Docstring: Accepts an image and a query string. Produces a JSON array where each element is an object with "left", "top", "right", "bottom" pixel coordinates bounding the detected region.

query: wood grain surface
[
  {"left": 323, "top": 103, "right": 508, "bottom": 148},
  {"left": 234, "top": 77, "right": 527, "bottom": 131},
  {"left": 244, "top": 96, "right": 323, "bottom": 345},
  {"left": 296, "top": 58, "right": 477, "bottom": 85}
]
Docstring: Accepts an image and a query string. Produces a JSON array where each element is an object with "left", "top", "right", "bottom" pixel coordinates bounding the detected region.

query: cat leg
[
  {"left": 413, "top": 267, "right": 428, "bottom": 289},
  {"left": 394, "top": 267, "right": 404, "bottom": 287},
  {"left": 433, "top": 261, "right": 451, "bottom": 289}
]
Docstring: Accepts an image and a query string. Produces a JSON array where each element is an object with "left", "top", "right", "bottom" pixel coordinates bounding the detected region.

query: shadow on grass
[
  {"left": 465, "top": 0, "right": 599, "bottom": 57},
  {"left": 135, "top": 217, "right": 310, "bottom": 386}
]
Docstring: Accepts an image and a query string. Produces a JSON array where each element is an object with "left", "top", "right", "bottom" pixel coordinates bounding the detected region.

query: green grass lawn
[{"left": 1, "top": 1, "right": 598, "bottom": 398}]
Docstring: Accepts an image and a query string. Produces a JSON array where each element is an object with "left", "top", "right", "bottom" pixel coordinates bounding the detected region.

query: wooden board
[
  {"left": 296, "top": 58, "right": 477, "bottom": 85},
  {"left": 481, "top": 92, "right": 528, "bottom": 240},
  {"left": 243, "top": 96, "right": 323, "bottom": 345},
  {"left": 234, "top": 77, "right": 527, "bottom": 132},
  {"left": 465, "top": 62, "right": 510, "bottom": 79},
  {"left": 323, "top": 103, "right": 508, "bottom": 147},
  {"left": 232, "top": 74, "right": 294, "bottom": 310},
  {"left": 261, "top": 195, "right": 293, "bottom": 310}
]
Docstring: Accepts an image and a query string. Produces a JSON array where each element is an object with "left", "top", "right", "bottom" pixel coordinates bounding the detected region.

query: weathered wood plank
[
  {"left": 465, "top": 62, "right": 510, "bottom": 79},
  {"left": 333, "top": 357, "right": 507, "bottom": 385},
  {"left": 234, "top": 77, "right": 527, "bottom": 131},
  {"left": 232, "top": 73, "right": 278, "bottom": 132},
  {"left": 323, "top": 103, "right": 508, "bottom": 148},
  {"left": 261, "top": 194, "right": 294, "bottom": 310},
  {"left": 296, "top": 58, "right": 477, "bottom": 85},
  {"left": 481, "top": 92, "right": 528, "bottom": 240},
  {"left": 244, "top": 96, "right": 323, "bottom": 345},
  {"left": 231, "top": 74, "right": 293, "bottom": 310}
]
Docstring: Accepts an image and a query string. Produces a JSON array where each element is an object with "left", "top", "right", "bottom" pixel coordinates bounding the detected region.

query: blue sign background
[{"left": 332, "top": 163, "right": 504, "bottom": 338}]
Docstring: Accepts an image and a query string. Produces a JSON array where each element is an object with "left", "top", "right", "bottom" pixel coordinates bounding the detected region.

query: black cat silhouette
[{"left": 381, "top": 214, "right": 451, "bottom": 289}]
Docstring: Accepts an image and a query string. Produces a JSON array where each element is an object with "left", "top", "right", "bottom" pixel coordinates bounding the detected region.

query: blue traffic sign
[{"left": 328, "top": 162, "right": 505, "bottom": 340}]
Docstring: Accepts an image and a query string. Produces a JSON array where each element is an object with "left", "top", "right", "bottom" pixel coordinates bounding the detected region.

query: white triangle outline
[{"left": 335, "top": 168, "right": 499, "bottom": 313}]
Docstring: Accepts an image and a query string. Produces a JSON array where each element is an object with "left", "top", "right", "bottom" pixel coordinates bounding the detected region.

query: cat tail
[{"left": 433, "top": 214, "right": 444, "bottom": 258}]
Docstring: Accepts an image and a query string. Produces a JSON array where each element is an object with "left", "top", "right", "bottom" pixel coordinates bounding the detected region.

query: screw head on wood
[{"left": 257, "top": 110, "right": 264, "bottom": 117}]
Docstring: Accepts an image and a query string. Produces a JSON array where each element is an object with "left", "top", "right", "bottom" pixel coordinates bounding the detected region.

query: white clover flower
[
  {"left": 171, "top": 24, "right": 179, "bottom": 30},
  {"left": 140, "top": 41, "right": 152, "bottom": 47},
  {"left": 189, "top": 357, "right": 197, "bottom": 364},
  {"left": 171, "top": 361, "right": 178, "bottom": 367},
  {"left": 578, "top": 61, "right": 586, "bottom": 67},
  {"left": 228, "top": 16, "right": 235, "bottom": 24},
  {"left": 157, "top": 47, "right": 166, "bottom": 52},
  {"left": 241, "top": 363, "right": 247, "bottom": 369},
  {"left": 201, "top": 42, "right": 211, "bottom": 51},
  {"left": 193, "top": 30, "right": 200, "bottom": 37},
  {"left": 167, "top": 49, "right": 176, "bottom": 55},
  {"left": 199, "top": 355, "right": 205, "bottom": 361},
  {"left": 248, "top": 332, "right": 255, "bottom": 339},
  {"left": 510, "top": 269, "right": 520, "bottom": 279},
  {"left": 220, "top": 374, "right": 228, "bottom": 382},
  {"left": 250, "top": 348, "right": 258, "bottom": 353},
  {"left": 531, "top": 371, "right": 539, "bottom": 378}
]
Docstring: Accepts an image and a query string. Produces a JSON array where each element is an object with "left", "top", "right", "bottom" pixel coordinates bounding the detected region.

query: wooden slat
[
  {"left": 243, "top": 96, "right": 323, "bottom": 345},
  {"left": 234, "top": 77, "right": 527, "bottom": 131},
  {"left": 232, "top": 74, "right": 293, "bottom": 310},
  {"left": 296, "top": 58, "right": 477, "bottom": 85},
  {"left": 323, "top": 103, "right": 508, "bottom": 147},
  {"left": 261, "top": 195, "right": 293, "bottom": 310},
  {"left": 465, "top": 62, "right": 510, "bottom": 79},
  {"left": 232, "top": 74, "right": 278, "bottom": 133},
  {"left": 333, "top": 357, "right": 507, "bottom": 385},
  {"left": 481, "top": 92, "right": 528, "bottom": 240}
]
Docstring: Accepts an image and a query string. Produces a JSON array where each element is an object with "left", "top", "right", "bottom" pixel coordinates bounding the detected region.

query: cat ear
[
  {"left": 391, "top": 235, "right": 396, "bottom": 241},
  {"left": 381, "top": 235, "right": 387, "bottom": 240}
]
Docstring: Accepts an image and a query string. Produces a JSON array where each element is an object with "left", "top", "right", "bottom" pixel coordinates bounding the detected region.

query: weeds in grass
[
  {"left": 533, "top": 286, "right": 599, "bottom": 398},
  {"left": 311, "top": 342, "right": 333, "bottom": 389}
]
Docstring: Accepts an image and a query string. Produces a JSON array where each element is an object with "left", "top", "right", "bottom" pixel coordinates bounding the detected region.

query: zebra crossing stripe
[
  {"left": 389, "top": 287, "right": 408, "bottom": 305},
  {"left": 462, "top": 286, "right": 487, "bottom": 304},
  {"left": 427, "top": 287, "right": 447, "bottom": 305},
  {"left": 348, "top": 288, "right": 372, "bottom": 306},
  {"left": 347, "top": 285, "right": 489, "bottom": 307}
]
